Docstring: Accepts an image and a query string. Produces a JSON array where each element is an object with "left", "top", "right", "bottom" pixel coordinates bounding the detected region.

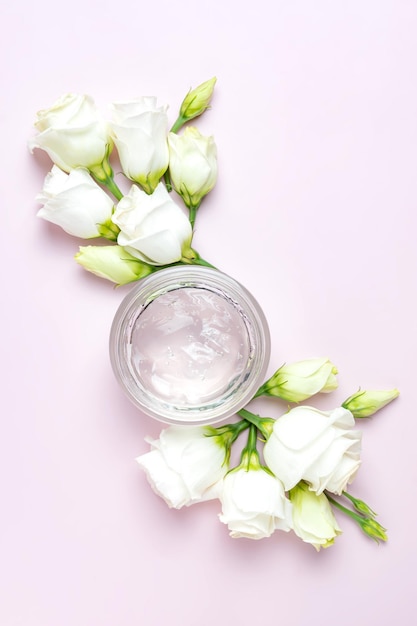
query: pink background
[{"left": 1, "top": 1, "right": 415, "bottom": 624}]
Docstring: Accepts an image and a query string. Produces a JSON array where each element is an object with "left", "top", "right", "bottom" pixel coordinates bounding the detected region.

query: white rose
[
  {"left": 218, "top": 468, "right": 292, "bottom": 540},
  {"left": 110, "top": 97, "right": 169, "bottom": 193},
  {"left": 36, "top": 165, "right": 115, "bottom": 238},
  {"left": 258, "top": 357, "right": 338, "bottom": 402},
  {"left": 290, "top": 482, "right": 342, "bottom": 551},
  {"left": 168, "top": 127, "right": 218, "bottom": 208},
  {"left": 263, "top": 406, "right": 362, "bottom": 495},
  {"left": 112, "top": 182, "right": 193, "bottom": 265},
  {"left": 29, "top": 93, "right": 111, "bottom": 172},
  {"left": 136, "top": 426, "right": 229, "bottom": 509}
]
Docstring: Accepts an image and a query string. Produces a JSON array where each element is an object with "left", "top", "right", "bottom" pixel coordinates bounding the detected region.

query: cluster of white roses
[
  {"left": 29, "top": 79, "right": 218, "bottom": 284},
  {"left": 137, "top": 357, "right": 398, "bottom": 549},
  {"left": 30, "top": 79, "right": 399, "bottom": 551}
]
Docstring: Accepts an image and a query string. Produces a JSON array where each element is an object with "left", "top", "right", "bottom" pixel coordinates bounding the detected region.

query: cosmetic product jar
[{"left": 109, "top": 266, "right": 270, "bottom": 425}]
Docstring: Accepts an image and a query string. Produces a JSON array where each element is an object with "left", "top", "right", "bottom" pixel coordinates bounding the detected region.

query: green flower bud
[
  {"left": 75, "top": 245, "right": 154, "bottom": 285},
  {"left": 343, "top": 492, "right": 377, "bottom": 518},
  {"left": 179, "top": 77, "right": 217, "bottom": 122},
  {"left": 359, "top": 517, "right": 388, "bottom": 543},
  {"left": 342, "top": 388, "right": 399, "bottom": 418}
]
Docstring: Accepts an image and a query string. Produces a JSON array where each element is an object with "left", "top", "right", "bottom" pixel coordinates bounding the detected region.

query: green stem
[
  {"left": 253, "top": 385, "right": 266, "bottom": 398},
  {"left": 327, "top": 493, "right": 387, "bottom": 542},
  {"left": 189, "top": 205, "right": 197, "bottom": 228},
  {"left": 246, "top": 422, "right": 258, "bottom": 453},
  {"left": 206, "top": 419, "right": 250, "bottom": 467},
  {"left": 104, "top": 176, "right": 124, "bottom": 201},
  {"left": 239, "top": 423, "right": 262, "bottom": 471},
  {"left": 237, "top": 408, "right": 274, "bottom": 439},
  {"left": 164, "top": 169, "right": 172, "bottom": 192},
  {"left": 326, "top": 494, "right": 363, "bottom": 524},
  {"left": 210, "top": 418, "right": 250, "bottom": 442},
  {"left": 89, "top": 159, "right": 124, "bottom": 201},
  {"left": 91, "top": 170, "right": 124, "bottom": 201},
  {"left": 342, "top": 491, "right": 377, "bottom": 518},
  {"left": 170, "top": 114, "right": 187, "bottom": 134},
  {"left": 229, "top": 418, "right": 251, "bottom": 440},
  {"left": 191, "top": 256, "right": 217, "bottom": 269},
  {"left": 342, "top": 491, "right": 358, "bottom": 507},
  {"left": 189, "top": 203, "right": 201, "bottom": 229},
  {"left": 158, "top": 254, "right": 217, "bottom": 272}
]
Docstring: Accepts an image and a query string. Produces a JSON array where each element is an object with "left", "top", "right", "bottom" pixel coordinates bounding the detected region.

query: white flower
[
  {"left": 218, "top": 468, "right": 292, "bottom": 540},
  {"left": 112, "top": 183, "right": 193, "bottom": 265},
  {"left": 168, "top": 127, "right": 218, "bottom": 208},
  {"left": 263, "top": 406, "right": 362, "bottom": 495},
  {"left": 36, "top": 165, "right": 115, "bottom": 238},
  {"left": 75, "top": 245, "right": 154, "bottom": 285},
  {"left": 290, "top": 482, "right": 342, "bottom": 551},
  {"left": 136, "top": 426, "right": 229, "bottom": 509},
  {"left": 258, "top": 357, "right": 338, "bottom": 402},
  {"left": 110, "top": 97, "right": 169, "bottom": 193},
  {"left": 28, "top": 93, "right": 111, "bottom": 172}
]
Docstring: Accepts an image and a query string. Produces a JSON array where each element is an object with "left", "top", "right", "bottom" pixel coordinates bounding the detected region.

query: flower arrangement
[{"left": 30, "top": 78, "right": 399, "bottom": 550}]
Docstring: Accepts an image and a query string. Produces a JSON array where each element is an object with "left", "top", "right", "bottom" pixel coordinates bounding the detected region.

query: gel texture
[{"left": 129, "top": 288, "right": 250, "bottom": 406}]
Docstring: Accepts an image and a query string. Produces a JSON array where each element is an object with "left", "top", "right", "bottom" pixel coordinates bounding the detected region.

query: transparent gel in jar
[{"left": 109, "top": 266, "right": 270, "bottom": 425}]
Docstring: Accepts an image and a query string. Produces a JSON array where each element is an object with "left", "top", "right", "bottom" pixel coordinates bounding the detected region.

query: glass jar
[{"left": 109, "top": 266, "right": 270, "bottom": 425}]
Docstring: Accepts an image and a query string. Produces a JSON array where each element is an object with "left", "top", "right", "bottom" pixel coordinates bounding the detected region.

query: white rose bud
[
  {"left": 263, "top": 406, "right": 362, "bottom": 495},
  {"left": 168, "top": 127, "right": 218, "bottom": 209},
  {"left": 218, "top": 467, "right": 292, "bottom": 540},
  {"left": 257, "top": 357, "right": 338, "bottom": 402},
  {"left": 178, "top": 77, "right": 217, "bottom": 123},
  {"left": 36, "top": 165, "right": 115, "bottom": 239},
  {"left": 111, "top": 183, "right": 193, "bottom": 265},
  {"left": 29, "top": 93, "right": 112, "bottom": 173},
  {"left": 136, "top": 426, "right": 229, "bottom": 509},
  {"left": 290, "top": 482, "right": 342, "bottom": 551},
  {"left": 342, "top": 388, "right": 400, "bottom": 418},
  {"left": 75, "top": 245, "right": 154, "bottom": 285},
  {"left": 110, "top": 97, "right": 169, "bottom": 194}
]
